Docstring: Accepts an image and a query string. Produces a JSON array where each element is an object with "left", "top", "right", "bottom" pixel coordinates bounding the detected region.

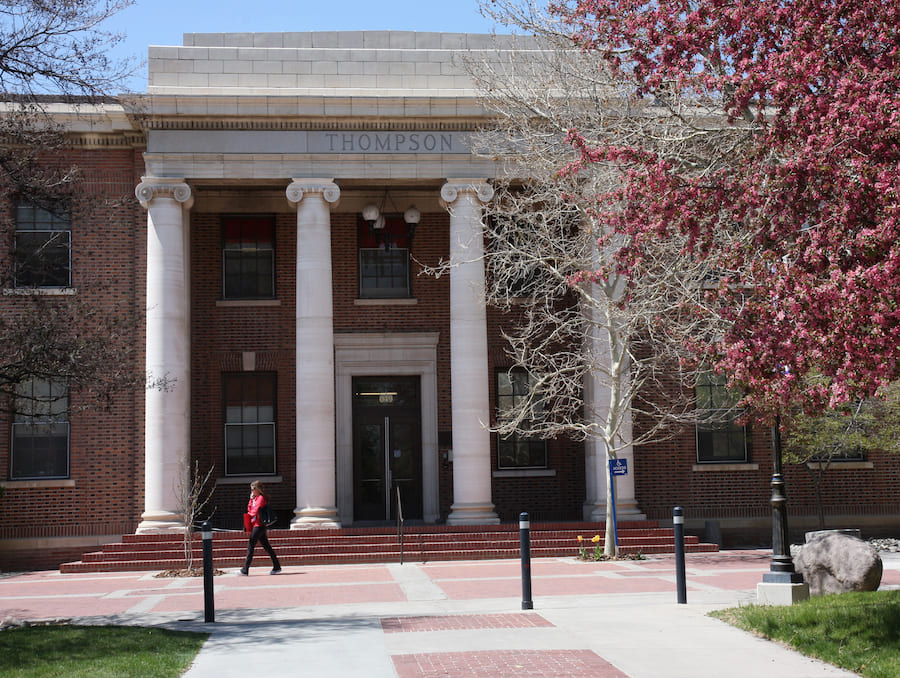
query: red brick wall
[{"left": 0, "top": 146, "right": 147, "bottom": 546}]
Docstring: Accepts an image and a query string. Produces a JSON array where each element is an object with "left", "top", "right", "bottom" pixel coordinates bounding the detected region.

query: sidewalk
[{"left": 4, "top": 550, "right": 899, "bottom": 677}]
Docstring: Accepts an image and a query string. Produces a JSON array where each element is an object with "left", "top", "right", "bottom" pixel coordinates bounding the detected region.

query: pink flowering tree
[
  {"left": 547, "top": 0, "right": 900, "bottom": 415},
  {"left": 460, "top": 14, "right": 739, "bottom": 554}
]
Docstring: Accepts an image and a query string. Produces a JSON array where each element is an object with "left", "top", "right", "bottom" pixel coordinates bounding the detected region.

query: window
[
  {"left": 695, "top": 372, "right": 748, "bottom": 463},
  {"left": 11, "top": 378, "right": 70, "bottom": 479},
  {"left": 358, "top": 216, "right": 411, "bottom": 298},
  {"left": 14, "top": 203, "right": 71, "bottom": 288},
  {"left": 224, "top": 372, "right": 276, "bottom": 475},
  {"left": 222, "top": 216, "right": 274, "bottom": 299},
  {"left": 496, "top": 368, "right": 548, "bottom": 469}
]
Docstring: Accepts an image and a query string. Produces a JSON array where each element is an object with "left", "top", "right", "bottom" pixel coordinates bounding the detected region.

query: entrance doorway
[{"left": 352, "top": 376, "right": 422, "bottom": 522}]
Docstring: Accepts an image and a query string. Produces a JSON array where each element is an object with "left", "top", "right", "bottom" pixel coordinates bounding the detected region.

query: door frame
[
  {"left": 352, "top": 378, "right": 423, "bottom": 522},
  {"left": 335, "top": 332, "right": 440, "bottom": 525}
]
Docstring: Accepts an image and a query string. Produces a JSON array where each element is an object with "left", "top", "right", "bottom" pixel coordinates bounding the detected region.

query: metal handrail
[{"left": 396, "top": 485, "right": 405, "bottom": 565}]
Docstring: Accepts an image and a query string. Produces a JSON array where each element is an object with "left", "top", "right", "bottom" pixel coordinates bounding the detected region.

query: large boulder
[{"left": 794, "top": 531, "right": 882, "bottom": 596}]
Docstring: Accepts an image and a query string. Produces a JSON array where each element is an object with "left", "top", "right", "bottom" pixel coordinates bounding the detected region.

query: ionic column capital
[
  {"left": 440, "top": 179, "right": 494, "bottom": 209},
  {"left": 286, "top": 179, "right": 341, "bottom": 208},
  {"left": 135, "top": 178, "right": 193, "bottom": 210}
]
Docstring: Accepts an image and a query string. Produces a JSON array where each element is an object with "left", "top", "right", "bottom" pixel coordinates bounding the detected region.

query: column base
[
  {"left": 290, "top": 507, "right": 341, "bottom": 529},
  {"left": 135, "top": 511, "right": 185, "bottom": 534},
  {"left": 583, "top": 502, "right": 647, "bottom": 522},
  {"left": 446, "top": 503, "right": 500, "bottom": 525},
  {"left": 757, "top": 581, "right": 810, "bottom": 605}
]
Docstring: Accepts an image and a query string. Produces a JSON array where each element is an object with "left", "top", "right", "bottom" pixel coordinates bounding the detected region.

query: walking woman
[{"left": 240, "top": 480, "right": 282, "bottom": 575}]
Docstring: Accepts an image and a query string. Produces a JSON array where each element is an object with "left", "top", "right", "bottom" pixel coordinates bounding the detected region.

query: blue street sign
[{"left": 609, "top": 458, "right": 628, "bottom": 476}]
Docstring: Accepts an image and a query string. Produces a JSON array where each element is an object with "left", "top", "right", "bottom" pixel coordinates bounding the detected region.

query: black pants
[{"left": 243, "top": 526, "right": 281, "bottom": 571}]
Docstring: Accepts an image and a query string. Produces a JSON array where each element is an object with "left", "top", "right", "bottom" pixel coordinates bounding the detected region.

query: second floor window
[
  {"left": 496, "top": 368, "right": 548, "bottom": 469},
  {"left": 223, "top": 216, "right": 275, "bottom": 299},
  {"left": 695, "top": 372, "right": 748, "bottom": 463},
  {"left": 358, "top": 215, "right": 411, "bottom": 298},
  {"left": 14, "top": 203, "right": 71, "bottom": 288},
  {"left": 11, "top": 377, "right": 70, "bottom": 479},
  {"left": 224, "top": 372, "right": 276, "bottom": 476}
]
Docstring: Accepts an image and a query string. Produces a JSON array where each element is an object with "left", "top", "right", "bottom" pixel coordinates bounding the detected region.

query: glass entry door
[{"left": 353, "top": 377, "right": 422, "bottom": 522}]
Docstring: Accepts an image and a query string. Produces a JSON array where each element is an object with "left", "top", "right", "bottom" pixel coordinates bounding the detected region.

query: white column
[
  {"left": 583, "top": 314, "right": 645, "bottom": 522},
  {"left": 286, "top": 180, "right": 341, "bottom": 528},
  {"left": 135, "top": 178, "right": 193, "bottom": 533},
  {"left": 441, "top": 180, "right": 499, "bottom": 525}
]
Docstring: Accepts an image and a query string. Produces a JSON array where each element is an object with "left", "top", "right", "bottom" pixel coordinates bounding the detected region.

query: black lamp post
[{"left": 762, "top": 415, "right": 805, "bottom": 584}]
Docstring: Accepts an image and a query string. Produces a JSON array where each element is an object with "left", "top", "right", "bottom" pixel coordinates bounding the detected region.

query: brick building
[{"left": 2, "top": 32, "right": 898, "bottom": 570}]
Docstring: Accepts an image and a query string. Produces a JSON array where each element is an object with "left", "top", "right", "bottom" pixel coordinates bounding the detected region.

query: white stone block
[
  {"left": 208, "top": 47, "right": 239, "bottom": 60},
  {"left": 237, "top": 73, "right": 269, "bottom": 88},
  {"left": 415, "top": 33, "right": 443, "bottom": 49},
  {"left": 223, "top": 60, "right": 253, "bottom": 74},
  {"left": 253, "top": 33, "right": 284, "bottom": 48},
  {"left": 252, "top": 61, "right": 284, "bottom": 74},
  {"left": 337, "top": 61, "right": 365, "bottom": 75},
  {"left": 375, "top": 75, "right": 404, "bottom": 89},
  {"left": 188, "top": 33, "right": 225, "bottom": 47},
  {"left": 324, "top": 75, "right": 353, "bottom": 88},
  {"left": 207, "top": 73, "right": 240, "bottom": 88},
  {"left": 363, "top": 61, "right": 392, "bottom": 76},
  {"left": 148, "top": 72, "right": 179, "bottom": 87},
  {"left": 282, "top": 33, "right": 314, "bottom": 48},
  {"left": 176, "top": 73, "right": 210, "bottom": 87},
  {"left": 149, "top": 46, "right": 180, "bottom": 60},
  {"left": 225, "top": 33, "right": 255, "bottom": 48},
  {"left": 311, "top": 61, "right": 338, "bottom": 75},
  {"left": 349, "top": 75, "right": 377, "bottom": 89},
  {"left": 335, "top": 32, "right": 365, "bottom": 48},
  {"left": 440, "top": 33, "right": 468, "bottom": 49},
  {"left": 238, "top": 48, "right": 268, "bottom": 61},
  {"left": 299, "top": 74, "right": 327, "bottom": 88},
  {"left": 267, "top": 74, "right": 299, "bottom": 88},
  {"left": 194, "top": 60, "right": 224, "bottom": 74},
  {"left": 362, "top": 32, "right": 390, "bottom": 48},
  {"left": 178, "top": 47, "right": 208, "bottom": 60},
  {"left": 282, "top": 61, "right": 312, "bottom": 75},
  {"left": 389, "top": 62, "right": 416, "bottom": 75},
  {"left": 388, "top": 32, "right": 417, "bottom": 49},
  {"left": 756, "top": 582, "right": 810, "bottom": 606},
  {"left": 310, "top": 32, "right": 340, "bottom": 48},
  {"left": 415, "top": 62, "right": 442, "bottom": 76}
]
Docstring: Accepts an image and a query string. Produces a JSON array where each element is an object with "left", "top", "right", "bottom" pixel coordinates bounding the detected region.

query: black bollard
[
  {"left": 674, "top": 507, "right": 686, "bottom": 604},
  {"left": 519, "top": 512, "right": 533, "bottom": 610},
  {"left": 201, "top": 521, "right": 215, "bottom": 623}
]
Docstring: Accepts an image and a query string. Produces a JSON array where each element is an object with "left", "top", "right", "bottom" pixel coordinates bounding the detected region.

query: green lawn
[
  {"left": 711, "top": 590, "right": 900, "bottom": 678},
  {"left": 0, "top": 624, "right": 208, "bottom": 678}
]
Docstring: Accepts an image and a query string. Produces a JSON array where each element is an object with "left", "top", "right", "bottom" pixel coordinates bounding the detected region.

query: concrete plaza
[{"left": 4, "top": 550, "right": 899, "bottom": 677}]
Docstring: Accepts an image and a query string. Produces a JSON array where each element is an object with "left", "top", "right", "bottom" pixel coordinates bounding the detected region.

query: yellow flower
[
  {"left": 577, "top": 535, "right": 583, "bottom": 542},
  {"left": 591, "top": 535, "right": 601, "bottom": 543}
]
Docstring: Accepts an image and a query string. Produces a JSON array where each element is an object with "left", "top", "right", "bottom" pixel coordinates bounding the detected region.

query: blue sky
[{"left": 104, "top": 0, "right": 507, "bottom": 92}]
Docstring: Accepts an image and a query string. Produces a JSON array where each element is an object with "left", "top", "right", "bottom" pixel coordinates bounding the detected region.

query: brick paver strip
[
  {"left": 381, "top": 613, "right": 554, "bottom": 633},
  {"left": 392, "top": 649, "right": 629, "bottom": 677}
]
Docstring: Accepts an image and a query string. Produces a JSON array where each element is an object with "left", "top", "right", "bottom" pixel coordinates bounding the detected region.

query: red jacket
[{"left": 247, "top": 494, "right": 267, "bottom": 529}]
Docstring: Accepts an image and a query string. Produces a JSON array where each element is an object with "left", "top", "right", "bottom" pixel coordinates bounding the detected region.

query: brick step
[
  {"left": 100, "top": 528, "right": 688, "bottom": 553},
  {"left": 88, "top": 534, "right": 701, "bottom": 562},
  {"left": 61, "top": 542, "right": 720, "bottom": 573},
  {"left": 61, "top": 522, "right": 720, "bottom": 573},
  {"left": 114, "top": 521, "right": 664, "bottom": 544}
]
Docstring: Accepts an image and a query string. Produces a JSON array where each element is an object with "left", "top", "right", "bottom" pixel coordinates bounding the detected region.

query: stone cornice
[{"left": 139, "top": 116, "right": 489, "bottom": 132}]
